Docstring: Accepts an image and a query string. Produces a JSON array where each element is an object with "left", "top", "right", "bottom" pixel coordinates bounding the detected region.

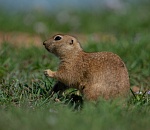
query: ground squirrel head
[{"left": 43, "top": 34, "right": 82, "bottom": 58}]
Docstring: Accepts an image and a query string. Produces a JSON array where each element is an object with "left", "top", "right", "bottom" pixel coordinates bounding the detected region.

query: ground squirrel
[{"left": 43, "top": 34, "right": 130, "bottom": 101}]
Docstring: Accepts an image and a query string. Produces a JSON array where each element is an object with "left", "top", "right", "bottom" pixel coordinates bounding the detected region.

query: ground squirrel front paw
[{"left": 44, "top": 69, "right": 55, "bottom": 78}]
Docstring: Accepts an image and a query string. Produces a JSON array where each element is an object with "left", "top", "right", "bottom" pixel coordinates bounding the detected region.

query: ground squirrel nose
[{"left": 43, "top": 41, "right": 46, "bottom": 45}]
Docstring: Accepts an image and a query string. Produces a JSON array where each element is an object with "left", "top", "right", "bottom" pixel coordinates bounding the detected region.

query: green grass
[
  {"left": 0, "top": 100, "right": 150, "bottom": 130},
  {"left": 0, "top": 2, "right": 150, "bottom": 129},
  {"left": 0, "top": 34, "right": 150, "bottom": 130}
]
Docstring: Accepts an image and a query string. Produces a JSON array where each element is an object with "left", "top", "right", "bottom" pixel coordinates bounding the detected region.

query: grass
[
  {"left": 0, "top": 35, "right": 150, "bottom": 130},
  {"left": 0, "top": 2, "right": 150, "bottom": 130}
]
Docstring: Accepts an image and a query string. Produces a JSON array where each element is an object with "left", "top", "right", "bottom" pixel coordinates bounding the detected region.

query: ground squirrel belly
[{"left": 43, "top": 34, "right": 130, "bottom": 101}]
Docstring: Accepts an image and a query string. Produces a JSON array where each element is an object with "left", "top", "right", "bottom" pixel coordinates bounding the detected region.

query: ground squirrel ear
[{"left": 69, "top": 39, "right": 74, "bottom": 45}]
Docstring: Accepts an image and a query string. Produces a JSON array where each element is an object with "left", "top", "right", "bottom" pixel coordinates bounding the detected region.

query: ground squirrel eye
[{"left": 54, "top": 36, "right": 62, "bottom": 41}]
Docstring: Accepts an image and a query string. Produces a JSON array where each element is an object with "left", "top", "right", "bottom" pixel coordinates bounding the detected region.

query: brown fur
[{"left": 43, "top": 34, "right": 130, "bottom": 101}]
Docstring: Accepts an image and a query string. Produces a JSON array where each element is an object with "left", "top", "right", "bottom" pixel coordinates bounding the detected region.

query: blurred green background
[{"left": 0, "top": 0, "right": 150, "bottom": 34}]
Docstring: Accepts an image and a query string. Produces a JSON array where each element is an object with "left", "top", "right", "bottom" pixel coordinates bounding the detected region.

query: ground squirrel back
[{"left": 43, "top": 34, "right": 130, "bottom": 101}]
